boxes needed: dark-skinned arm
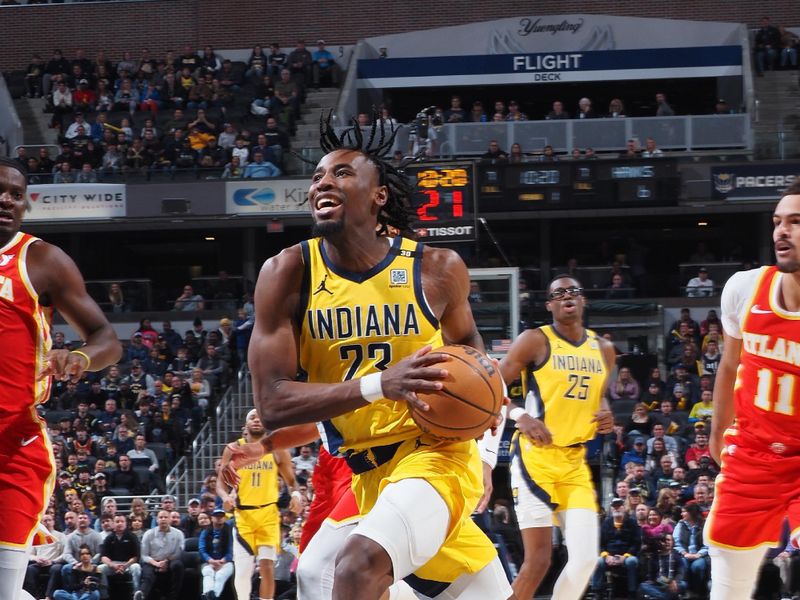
[711,332,742,463]
[592,338,617,434]
[500,329,553,445]
[222,423,320,485]
[251,246,448,430]
[216,444,238,510]
[429,248,485,351]
[30,242,121,379]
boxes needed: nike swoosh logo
[750,305,772,314]
[21,435,39,447]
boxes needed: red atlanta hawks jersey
[0,231,52,414]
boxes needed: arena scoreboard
[478,158,680,211]
[405,163,477,243]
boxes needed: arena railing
[166,366,253,504]
[432,114,751,157]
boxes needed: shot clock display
[405,163,477,243]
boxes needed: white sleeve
[477,403,506,469]
[477,380,508,469]
[720,268,763,339]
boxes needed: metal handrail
[165,366,253,502]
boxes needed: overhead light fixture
[204,236,215,241]
[697,221,708,226]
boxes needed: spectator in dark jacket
[638,533,687,599]
[98,514,141,590]
[107,455,142,494]
[592,498,641,598]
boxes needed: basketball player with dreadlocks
[240,114,514,600]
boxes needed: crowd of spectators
[26,482,308,600]
[22,301,288,599]
[17,43,342,182]
[27,409,315,600]
[438,92,698,125]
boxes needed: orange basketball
[410,344,503,442]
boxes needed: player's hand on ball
[591,408,614,434]
[379,345,450,412]
[517,413,553,446]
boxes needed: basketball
[410,344,504,442]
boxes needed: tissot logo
[518,17,584,36]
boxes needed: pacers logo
[713,172,735,195]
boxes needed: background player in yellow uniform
[247,116,513,600]
[501,276,615,600]
[218,409,299,600]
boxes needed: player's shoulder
[258,243,304,286]
[25,237,66,262]
[723,266,767,292]
[508,327,549,358]
[420,243,465,270]
[721,266,769,309]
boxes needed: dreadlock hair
[315,109,417,238]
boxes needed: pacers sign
[711,164,800,201]
[26,183,126,221]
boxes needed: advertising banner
[26,183,126,221]
[711,164,800,201]
[225,180,310,215]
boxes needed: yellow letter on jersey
[0,276,13,302]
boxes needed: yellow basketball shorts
[351,436,497,585]
[511,435,597,524]
[234,504,279,553]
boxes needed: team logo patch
[770,442,786,455]
[713,172,735,195]
[390,269,408,286]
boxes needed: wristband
[69,349,92,371]
[508,407,526,421]
[291,490,303,500]
[359,372,384,403]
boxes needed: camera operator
[53,544,103,600]
[638,534,687,600]
[407,105,442,157]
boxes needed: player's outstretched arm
[223,423,320,482]
[711,332,742,462]
[251,247,449,430]
[30,242,121,379]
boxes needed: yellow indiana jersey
[235,438,278,508]
[298,236,443,455]
[521,325,608,446]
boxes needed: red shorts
[299,449,357,552]
[707,432,800,550]
[0,413,55,548]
